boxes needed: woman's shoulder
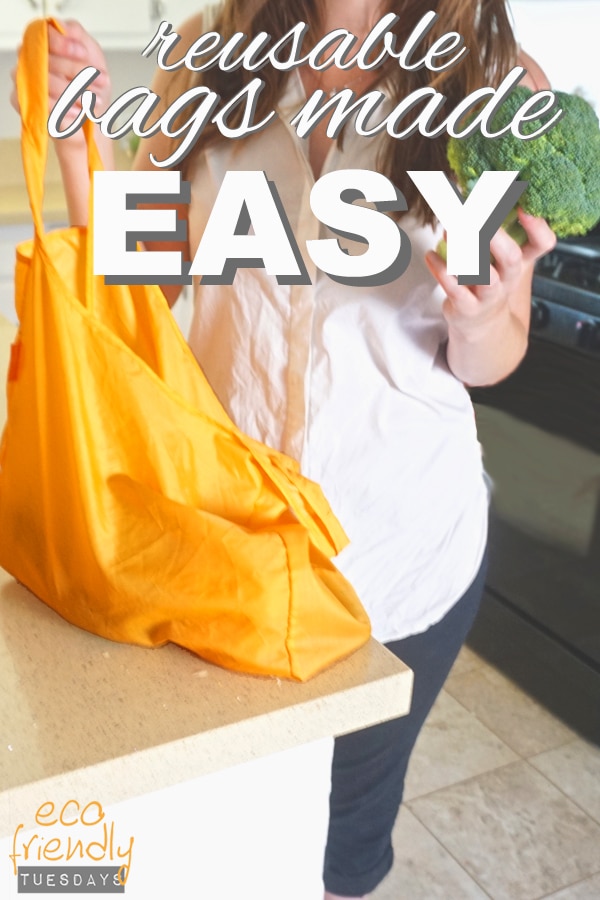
[180,1,223,33]
[172,1,223,45]
[516,49,551,91]
[174,10,206,43]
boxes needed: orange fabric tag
[8,341,22,382]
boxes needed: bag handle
[17,18,103,239]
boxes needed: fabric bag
[0,19,370,681]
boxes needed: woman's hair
[176,0,518,223]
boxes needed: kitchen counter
[0,566,412,835]
[0,314,413,897]
[0,539,412,898]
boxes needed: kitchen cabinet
[2,5,37,50]
[2,0,146,50]
[1,1,211,51]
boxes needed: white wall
[508,1,600,110]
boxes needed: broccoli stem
[435,206,528,263]
[501,206,528,247]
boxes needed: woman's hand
[11,20,111,137]
[425,210,557,386]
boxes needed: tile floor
[371,645,600,900]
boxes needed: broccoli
[443,86,600,249]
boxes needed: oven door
[469,336,600,743]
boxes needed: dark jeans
[323,550,488,897]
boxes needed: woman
[12,2,555,896]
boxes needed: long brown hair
[174,0,518,223]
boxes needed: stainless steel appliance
[468,231,600,744]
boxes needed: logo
[9,800,134,894]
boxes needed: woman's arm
[426,52,556,387]
[50,22,115,226]
[426,211,556,386]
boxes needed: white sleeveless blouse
[185,67,489,642]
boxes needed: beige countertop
[0,315,413,838]
[0,569,412,838]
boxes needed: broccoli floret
[446,86,600,244]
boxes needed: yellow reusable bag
[0,19,370,681]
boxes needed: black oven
[468,231,600,745]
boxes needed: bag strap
[17,18,103,239]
